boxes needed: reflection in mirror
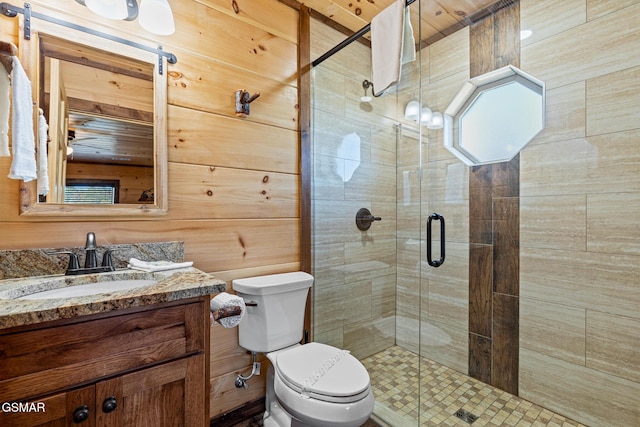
[17,19,168,217]
[39,35,154,205]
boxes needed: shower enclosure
[309,0,640,426]
[309,2,470,423]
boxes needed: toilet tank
[233,272,313,353]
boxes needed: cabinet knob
[102,396,118,413]
[72,405,90,423]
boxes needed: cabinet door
[0,385,95,427]
[96,355,206,427]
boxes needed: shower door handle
[426,213,445,267]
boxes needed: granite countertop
[0,267,226,330]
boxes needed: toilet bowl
[233,272,375,427]
[265,343,374,427]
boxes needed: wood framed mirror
[18,18,168,217]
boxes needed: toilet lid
[275,342,370,402]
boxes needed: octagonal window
[444,65,545,166]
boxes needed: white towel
[127,257,193,272]
[8,56,36,181]
[371,0,416,96]
[37,108,49,196]
[0,65,9,157]
[402,5,416,64]
[210,292,246,328]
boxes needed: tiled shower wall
[310,21,399,359]
[311,0,640,425]
[518,0,640,425]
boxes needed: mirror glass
[20,23,167,216]
[443,65,545,166]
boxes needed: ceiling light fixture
[75,0,175,36]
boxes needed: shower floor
[361,346,588,427]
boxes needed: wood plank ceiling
[294,0,504,45]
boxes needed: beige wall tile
[421,241,469,284]
[372,274,397,318]
[397,128,422,168]
[528,81,585,146]
[521,248,640,319]
[311,153,345,201]
[312,242,345,289]
[344,316,396,359]
[344,238,397,283]
[345,162,397,202]
[313,200,364,244]
[310,20,371,78]
[587,193,640,255]
[396,314,420,354]
[397,204,422,242]
[587,310,640,382]
[520,0,586,47]
[429,28,470,83]
[423,158,469,205]
[420,320,468,374]
[520,195,586,251]
[521,131,640,197]
[313,278,372,334]
[587,65,640,136]
[427,278,469,331]
[396,272,420,320]
[520,348,640,427]
[313,327,344,350]
[522,3,640,89]
[520,298,586,365]
[312,67,347,116]
[587,0,640,21]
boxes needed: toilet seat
[274,342,370,403]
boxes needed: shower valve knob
[356,208,382,231]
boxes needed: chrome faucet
[84,232,98,268]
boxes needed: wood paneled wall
[0,0,300,417]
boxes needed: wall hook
[235,89,261,117]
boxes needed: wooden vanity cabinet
[0,297,210,427]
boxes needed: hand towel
[8,56,37,181]
[210,292,246,328]
[402,5,416,64]
[37,108,49,195]
[127,257,193,272]
[0,64,9,157]
[371,0,416,96]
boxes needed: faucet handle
[101,248,116,271]
[46,251,80,272]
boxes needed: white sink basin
[17,279,157,300]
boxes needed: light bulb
[427,112,444,129]
[139,0,175,36]
[404,100,420,121]
[419,107,432,124]
[85,0,128,20]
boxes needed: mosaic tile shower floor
[361,346,589,427]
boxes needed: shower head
[361,79,383,102]
[361,80,373,102]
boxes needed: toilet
[233,272,375,427]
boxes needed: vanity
[0,267,225,426]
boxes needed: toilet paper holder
[210,305,243,322]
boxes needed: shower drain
[454,408,479,424]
